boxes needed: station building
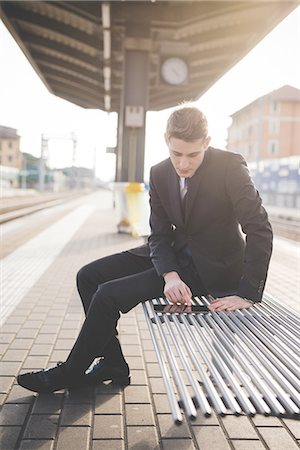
[227,85,300,208]
[0,125,22,188]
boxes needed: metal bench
[143,293,300,425]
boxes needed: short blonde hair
[166,107,208,141]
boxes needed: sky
[0,6,299,181]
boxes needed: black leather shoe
[85,359,130,387]
[17,362,84,393]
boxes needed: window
[8,142,13,149]
[269,119,280,134]
[268,140,279,155]
[270,100,280,113]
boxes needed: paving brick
[92,439,124,450]
[93,414,123,439]
[119,325,138,334]
[32,393,63,414]
[124,385,151,403]
[0,403,30,425]
[16,329,39,339]
[139,330,151,340]
[122,345,142,357]
[221,416,258,439]
[28,313,48,320]
[4,316,26,325]
[257,426,299,449]
[54,338,74,350]
[22,355,48,369]
[19,439,54,450]
[142,340,156,350]
[0,393,7,405]
[5,384,35,404]
[24,414,59,439]
[29,344,53,355]
[95,394,122,414]
[49,350,70,362]
[149,378,169,394]
[39,325,61,334]
[57,330,79,339]
[126,403,155,426]
[0,376,14,393]
[130,369,147,385]
[95,383,124,395]
[1,324,22,334]
[162,439,196,450]
[60,403,92,426]
[193,425,231,449]
[0,361,22,376]
[1,348,29,361]
[251,415,281,426]
[60,321,82,330]
[0,333,16,344]
[125,356,145,370]
[153,394,172,414]
[0,426,22,450]
[120,335,140,345]
[35,334,57,344]
[22,320,44,329]
[146,363,163,377]
[0,343,9,355]
[282,419,300,439]
[232,440,265,450]
[10,339,34,350]
[65,386,94,404]
[127,426,159,449]
[192,410,219,426]
[158,414,191,439]
[56,426,90,450]
[144,351,158,363]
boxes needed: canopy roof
[1,1,298,111]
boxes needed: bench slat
[143,294,300,424]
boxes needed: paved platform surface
[1,190,299,450]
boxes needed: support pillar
[116,25,150,182]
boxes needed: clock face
[161,57,188,85]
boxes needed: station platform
[1,190,299,450]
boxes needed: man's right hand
[163,272,192,312]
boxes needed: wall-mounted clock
[161,57,189,85]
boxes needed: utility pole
[93,147,97,189]
[71,132,77,189]
[38,135,48,191]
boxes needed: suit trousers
[65,251,207,375]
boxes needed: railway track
[1,194,299,241]
[269,215,300,241]
[0,191,87,224]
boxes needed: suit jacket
[129,147,273,302]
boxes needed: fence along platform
[143,293,300,425]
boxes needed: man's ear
[164,133,169,146]
[204,136,211,148]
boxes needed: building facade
[227,85,300,208]
[227,85,300,161]
[0,126,22,188]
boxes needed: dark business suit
[65,147,273,374]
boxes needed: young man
[18,107,273,393]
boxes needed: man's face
[166,135,211,178]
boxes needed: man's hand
[208,295,254,312]
[163,272,192,313]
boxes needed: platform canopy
[1,1,298,112]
